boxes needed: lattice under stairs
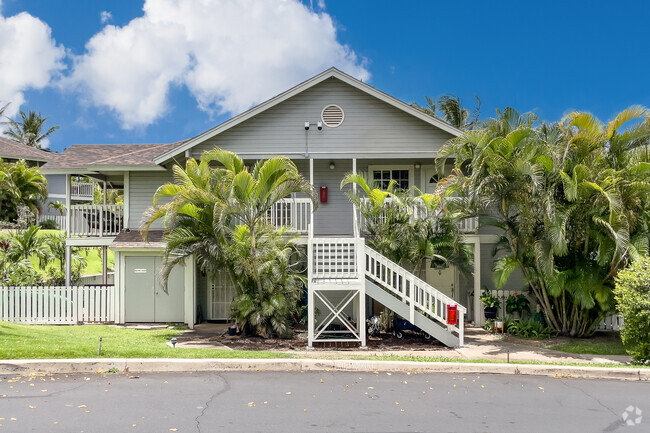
[307,237,465,348]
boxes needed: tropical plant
[437,106,650,336]
[505,293,531,317]
[48,200,66,215]
[3,110,59,148]
[0,158,48,221]
[480,290,500,308]
[3,225,52,270]
[340,173,470,276]
[614,257,650,364]
[142,148,317,337]
[45,232,86,274]
[93,183,123,205]
[504,318,555,339]
[411,94,481,131]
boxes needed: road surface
[0,370,647,432]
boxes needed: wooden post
[309,158,314,238]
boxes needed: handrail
[71,181,94,198]
[265,197,311,234]
[364,246,466,334]
[69,204,124,237]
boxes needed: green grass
[549,340,628,356]
[0,322,287,360]
[2,229,114,276]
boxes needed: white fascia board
[85,164,166,172]
[154,68,461,164]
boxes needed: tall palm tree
[411,94,481,131]
[4,110,59,148]
[48,201,66,215]
[436,106,650,336]
[0,158,48,221]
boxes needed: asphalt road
[0,371,647,432]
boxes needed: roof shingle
[0,136,55,162]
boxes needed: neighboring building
[0,136,95,228]
[41,68,525,347]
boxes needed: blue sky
[1,0,649,153]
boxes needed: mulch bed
[204,329,449,352]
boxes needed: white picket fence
[598,314,624,331]
[37,214,66,231]
[0,285,115,324]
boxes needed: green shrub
[504,318,555,339]
[38,219,59,229]
[614,257,650,364]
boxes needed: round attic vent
[321,104,344,128]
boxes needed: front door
[425,259,458,301]
[422,165,439,195]
[124,256,184,322]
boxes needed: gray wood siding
[480,243,526,292]
[312,159,354,235]
[128,171,173,228]
[192,78,453,159]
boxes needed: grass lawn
[0,322,287,360]
[2,229,114,276]
[549,339,628,356]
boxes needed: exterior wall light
[329,162,335,170]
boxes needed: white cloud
[68,0,369,129]
[100,11,112,24]
[0,6,65,117]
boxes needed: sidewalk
[174,324,632,366]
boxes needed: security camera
[304,121,310,130]
[317,121,323,131]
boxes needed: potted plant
[480,289,500,320]
[505,292,531,319]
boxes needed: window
[368,165,413,190]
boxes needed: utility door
[209,270,236,320]
[425,259,459,301]
[124,256,184,322]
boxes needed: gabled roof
[0,136,55,163]
[153,67,462,164]
[41,140,188,173]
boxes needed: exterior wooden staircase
[307,237,465,348]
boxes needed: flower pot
[484,306,498,320]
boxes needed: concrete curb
[1,358,648,381]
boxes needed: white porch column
[65,175,72,286]
[102,246,108,285]
[474,240,483,326]
[123,172,130,230]
[309,158,314,238]
[65,245,72,287]
[352,158,358,238]
[103,181,107,205]
[307,237,314,348]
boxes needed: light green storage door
[153,257,185,322]
[125,256,156,322]
[124,256,185,323]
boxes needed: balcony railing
[71,181,94,199]
[69,204,124,237]
[265,198,311,234]
[356,197,478,234]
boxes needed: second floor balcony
[69,204,124,237]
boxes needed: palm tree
[411,94,481,131]
[142,148,318,337]
[436,106,650,336]
[4,225,52,270]
[4,110,59,148]
[0,158,48,221]
[48,201,66,215]
[340,173,470,277]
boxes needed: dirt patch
[503,330,623,350]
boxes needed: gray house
[41,68,524,347]
[0,136,94,225]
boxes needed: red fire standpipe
[320,186,328,203]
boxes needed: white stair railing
[364,246,465,344]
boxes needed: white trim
[123,172,130,229]
[367,164,414,190]
[154,68,461,164]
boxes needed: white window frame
[367,165,414,191]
